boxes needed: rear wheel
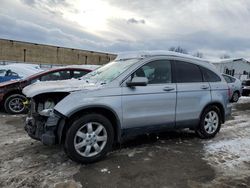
[196,106,221,139]
[4,94,27,114]
[64,114,114,164]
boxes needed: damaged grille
[27,99,37,116]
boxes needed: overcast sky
[1,0,250,58]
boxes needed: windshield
[83,59,140,84]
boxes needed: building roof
[212,58,250,64]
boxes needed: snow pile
[205,138,250,175]
[100,168,111,174]
[204,102,250,177]
[237,96,250,104]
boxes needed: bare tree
[193,51,203,58]
[220,54,231,59]
[169,46,188,54]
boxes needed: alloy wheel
[74,122,107,157]
[8,97,25,113]
[204,111,219,134]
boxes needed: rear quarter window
[222,75,232,83]
[230,77,236,83]
[201,67,221,82]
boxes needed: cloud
[0,0,250,58]
[0,12,108,52]
[21,0,69,7]
[127,18,145,24]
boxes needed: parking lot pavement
[0,97,250,188]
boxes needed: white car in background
[222,74,242,102]
[0,64,43,83]
[0,63,43,78]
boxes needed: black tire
[231,91,239,102]
[64,114,114,164]
[4,94,27,114]
[196,106,221,139]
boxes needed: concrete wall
[0,39,116,65]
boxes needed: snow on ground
[204,97,250,177]
[1,97,250,187]
[237,96,250,104]
[0,114,81,188]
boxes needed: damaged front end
[25,92,69,145]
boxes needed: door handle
[201,85,209,90]
[163,87,175,91]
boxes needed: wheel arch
[200,102,225,124]
[58,106,122,144]
[3,90,27,114]
[3,89,24,102]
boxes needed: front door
[122,59,177,131]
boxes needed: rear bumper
[25,113,60,145]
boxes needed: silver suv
[23,51,232,163]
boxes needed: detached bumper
[25,113,60,145]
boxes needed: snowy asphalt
[0,97,250,188]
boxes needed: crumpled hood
[23,79,100,97]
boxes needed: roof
[25,65,96,80]
[115,50,210,63]
[64,65,100,70]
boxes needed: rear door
[174,61,211,127]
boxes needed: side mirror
[126,77,148,87]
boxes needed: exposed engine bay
[29,92,69,114]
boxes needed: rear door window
[40,70,71,81]
[174,61,202,83]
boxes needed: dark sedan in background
[0,65,98,114]
[242,79,250,96]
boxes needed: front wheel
[4,94,27,114]
[196,106,221,139]
[64,114,114,164]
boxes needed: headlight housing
[39,109,54,117]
